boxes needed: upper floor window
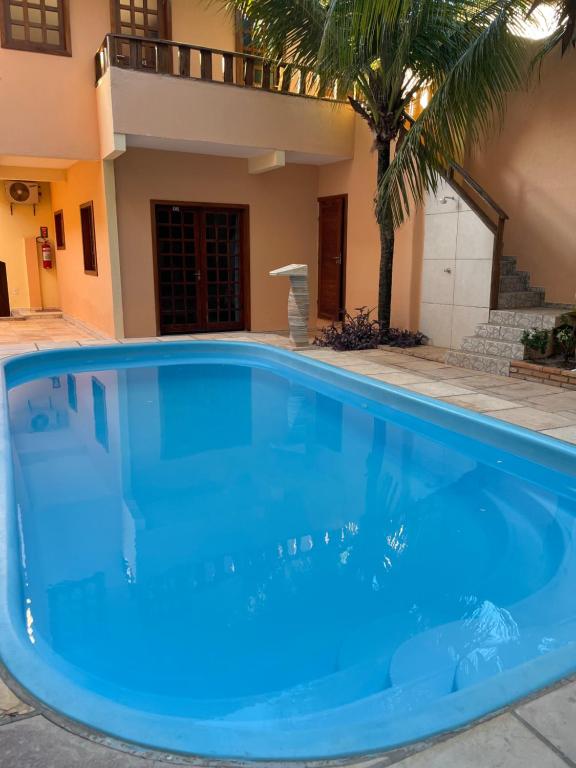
[0,0,70,56]
[111,0,170,39]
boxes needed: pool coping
[1,338,576,766]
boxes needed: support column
[102,159,125,338]
[269,263,309,346]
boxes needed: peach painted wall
[113,148,319,337]
[171,0,235,49]
[0,0,110,161]
[466,48,576,305]
[318,117,423,330]
[50,161,115,336]
[0,183,54,309]
[0,1,238,163]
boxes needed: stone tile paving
[543,425,576,443]
[516,681,576,763]
[394,715,570,768]
[1,329,576,766]
[0,316,98,345]
[0,678,33,724]
[0,708,168,768]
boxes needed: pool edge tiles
[1,341,576,760]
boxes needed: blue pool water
[1,343,576,759]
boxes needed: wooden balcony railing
[95,34,345,102]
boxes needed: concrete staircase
[497,256,546,310]
[446,257,563,375]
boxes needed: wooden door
[154,204,246,335]
[203,208,245,331]
[317,195,346,320]
[0,262,10,317]
[111,0,170,38]
[111,0,171,71]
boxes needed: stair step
[499,273,530,292]
[489,309,562,330]
[475,323,526,342]
[445,351,511,376]
[461,337,525,359]
[500,257,518,276]
[498,289,545,310]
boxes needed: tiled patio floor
[1,327,576,766]
[0,315,100,347]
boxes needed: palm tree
[223,0,531,327]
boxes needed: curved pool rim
[1,340,576,762]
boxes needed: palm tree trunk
[376,140,394,329]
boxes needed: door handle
[334,256,342,264]
[194,269,201,281]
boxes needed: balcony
[95,34,355,164]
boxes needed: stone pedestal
[269,264,309,347]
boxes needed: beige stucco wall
[466,48,576,305]
[98,67,354,162]
[318,117,423,330]
[0,184,54,309]
[50,161,116,336]
[114,148,319,337]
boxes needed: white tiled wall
[419,179,493,349]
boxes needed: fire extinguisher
[37,227,53,269]
[41,241,53,269]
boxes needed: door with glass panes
[153,204,246,334]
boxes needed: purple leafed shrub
[314,307,380,351]
[379,327,428,348]
[314,307,428,351]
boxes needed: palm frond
[379,0,531,227]
[221,0,327,66]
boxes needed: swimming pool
[1,341,576,760]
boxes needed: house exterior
[0,0,574,345]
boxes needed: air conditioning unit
[4,181,40,206]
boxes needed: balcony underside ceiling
[0,155,77,169]
[125,134,350,165]
[0,155,78,182]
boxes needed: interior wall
[50,162,116,336]
[466,48,576,305]
[318,116,423,330]
[0,183,53,310]
[114,148,319,337]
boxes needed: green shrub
[554,325,576,363]
[520,327,550,354]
